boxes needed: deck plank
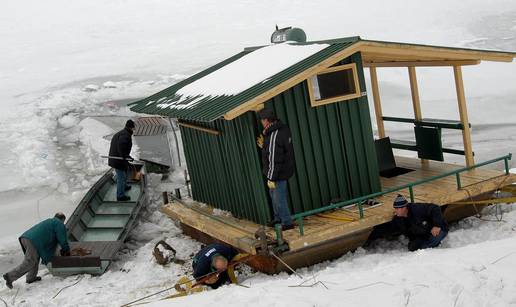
[162,156,516,254]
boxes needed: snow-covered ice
[0,0,516,306]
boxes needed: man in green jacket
[3,213,70,289]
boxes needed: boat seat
[95,202,137,215]
[81,228,125,242]
[87,215,130,228]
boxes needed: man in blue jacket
[3,213,70,289]
[257,108,295,231]
[391,194,448,251]
[192,243,238,289]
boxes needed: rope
[52,275,84,299]
[11,288,19,306]
[459,174,512,222]
[270,252,303,279]
[491,251,516,265]
[343,281,394,291]
[120,270,219,307]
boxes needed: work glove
[267,180,276,189]
[256,135,264,148]
[60,249,71,256]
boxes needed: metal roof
[130,36,516,122]
[129,37,360,122]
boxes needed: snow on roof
[157,42,329,110]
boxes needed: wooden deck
[162,156,516,256]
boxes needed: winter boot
[3,273,12,289]
[26,276,42,284]
[117,195,131,201]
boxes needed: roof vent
[270,26,307,44]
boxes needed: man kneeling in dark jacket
[192,243,238,289]
[391,194,448,251]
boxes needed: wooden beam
[362,52,447,62]
[369,67,385,138]
[408,67,422,120]
[364,60,481,68]
[178,122,220,135]
[360,42,515,63]
[453,66,475,167]
[222,43,364,120]
[408,66,428,165]
[161,203,258,254]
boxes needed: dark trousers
[115,168,127,198]
[269,180,293,226]
[408,230,448,251]
[6,238,40,282]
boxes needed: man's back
[21,218,69,264]
[192,243,238,289]
[261,120,295,181]
[108,128,132,170]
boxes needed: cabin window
[307,63,361,107]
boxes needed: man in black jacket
[257,108,295,230]
[192,243,238,289]
[108,119,135,201]
[391,194,448,251]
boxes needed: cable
[270,252,303,279]
[52,275,84,299]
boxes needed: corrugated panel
[129,38,360,122]
[180,52,380,224]
[180,114,271,224]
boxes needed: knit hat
[393,194,408,208]
[257,108,276,121]
[125,119,135,129]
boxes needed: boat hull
[48,167,146,276]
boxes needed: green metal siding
[181,52,380,225]
[180,114,271,224]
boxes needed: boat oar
[100,155,144,163]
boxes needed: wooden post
[408,67,422,120]
[453,66,475,167]
[369,67,386,138]
[408,66,427,165]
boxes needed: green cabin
[130,28,516,226]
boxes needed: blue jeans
[115,168,127,199]
[269,180,293,226]
[409,230,448,251]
